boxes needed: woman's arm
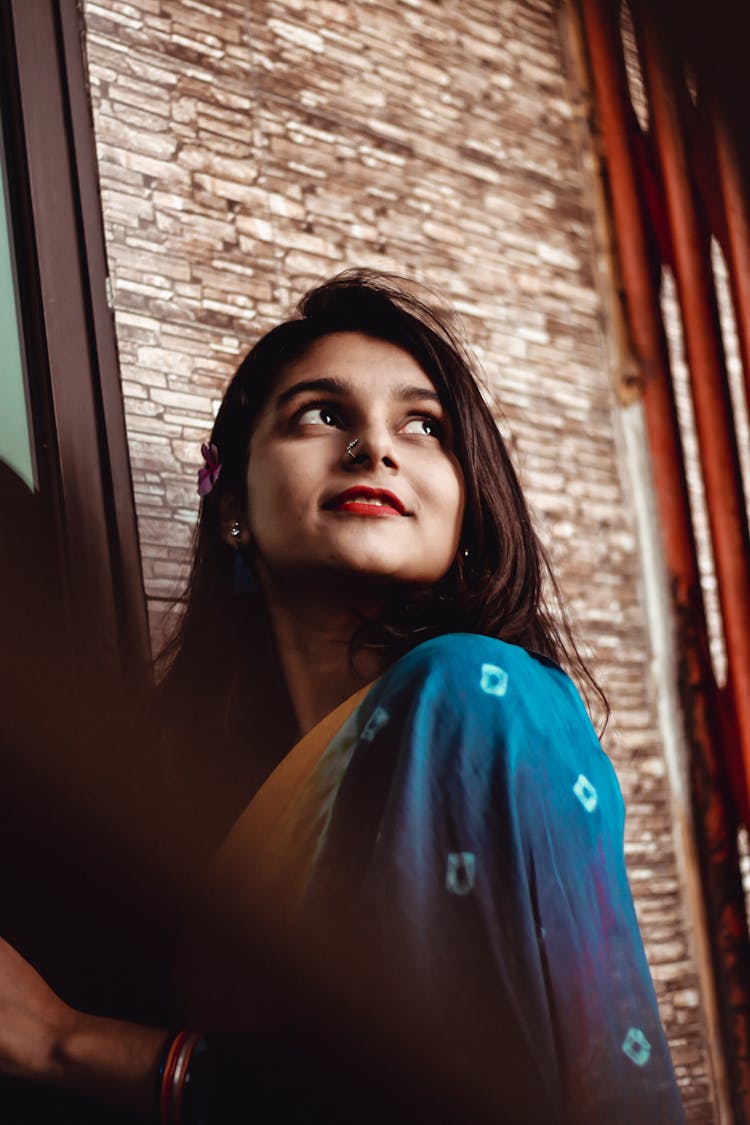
[0,936,166,1117]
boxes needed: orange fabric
[172,682,374,1029]
[208,681,373,925]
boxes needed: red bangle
[159,1030,189,1125]
[170,1032,202,1125]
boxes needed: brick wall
[82,0,717,1116]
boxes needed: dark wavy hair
[159,269,606,763]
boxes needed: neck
[261,573,388,736]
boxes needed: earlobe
[218,491,251,548]
[220,516,250,548]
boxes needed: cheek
[421,467,465,564]
[245,454,317,542]
[244,455,280,547]
[443,466,466,538]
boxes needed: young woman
[0,271,685,1123]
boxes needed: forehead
[272,330,436,396]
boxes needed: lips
[323,486,406,516]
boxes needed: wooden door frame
[0,0,150,697]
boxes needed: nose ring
[345,438,360,461]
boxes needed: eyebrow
[274,376,442,409]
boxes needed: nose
[345,417,399,470]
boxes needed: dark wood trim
[2,0,150,693]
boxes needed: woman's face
[243,331,465,593]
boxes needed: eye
[295,404,342,428]
[402,416,444,439]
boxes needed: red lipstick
[324,486,406,517]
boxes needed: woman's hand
[0,935,75,1083]
[0,935,166,1115]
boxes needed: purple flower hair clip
[197,442,221,496]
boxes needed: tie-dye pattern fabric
[302,633,685,1122]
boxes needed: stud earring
[230,521,241,540]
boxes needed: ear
[218,493,252,548]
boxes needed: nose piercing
[345,438,360,461]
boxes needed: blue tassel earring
[230,521,257,595]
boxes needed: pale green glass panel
[0,138,34,490]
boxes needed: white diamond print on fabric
[479,663,508,697]
[361,706,389,742]
[573,773,598,813]
[445,851,476,895]
[622,1027,651,1067]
